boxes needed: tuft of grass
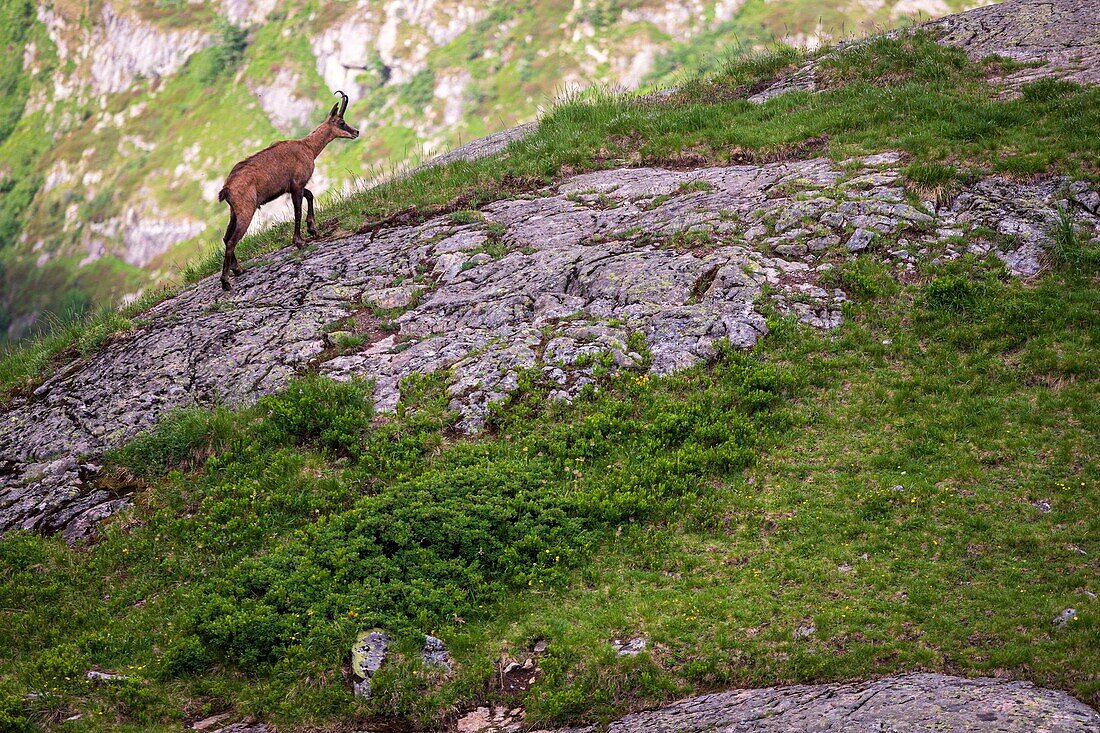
[1046,205,1100,275]
[903,161,961,206]
[675,46,805,102]
[831,257,898,301]
[817,31,973,87]
[923,274,973,311]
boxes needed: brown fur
[217,94,359,290]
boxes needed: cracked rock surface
[2,153,1098,541]
[567,673,1100,733]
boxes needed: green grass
[0,0,35,146]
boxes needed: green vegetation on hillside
[0,0,36,145]
[1,216,1096,732]
[0,29,1098,732]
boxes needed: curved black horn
[334,89,349,116]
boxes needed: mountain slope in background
[0,0,984,341]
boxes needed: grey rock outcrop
[575,673,1100,733]
[929,0,1100,94]
[448,674,1100,733]
[2,153,1097,541]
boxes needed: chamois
[217,90,359,290]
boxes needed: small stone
[366,285,415,309]
[742,224,768,241]
[1034,500,1052,513]
[892,485,905,492]
[611,637,647,656]
[433,252,468,282]
[352,630,389,696]
[807,234,839,252]
[1054,609,1076,628]
[846,228,874,252]
[775,243,808,257]
[192,714,231,731]
[533,639,549,654]
[795,624,816,639]
[838,563,853,573]
[85,669,127,682]
[422,634,453,671]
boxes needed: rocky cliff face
[0,0,980,341]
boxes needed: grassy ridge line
[3,32,1099,402]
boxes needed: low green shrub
[922,273,987,313]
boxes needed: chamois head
[326,90,359,139]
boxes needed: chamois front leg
[303,188,318,239]
[291,188,306,249]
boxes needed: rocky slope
[5,148,1098,542]
[1,0,982,341]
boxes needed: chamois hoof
[307,228,319,239]
[293,237,306,249]
[221,278,232,291]
[231,266,244,277]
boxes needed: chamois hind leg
[291,188,306,249]
[221,207,254,290]
[221,209,238,291]
[303,188,318,239]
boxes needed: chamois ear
[328,102,340,118]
